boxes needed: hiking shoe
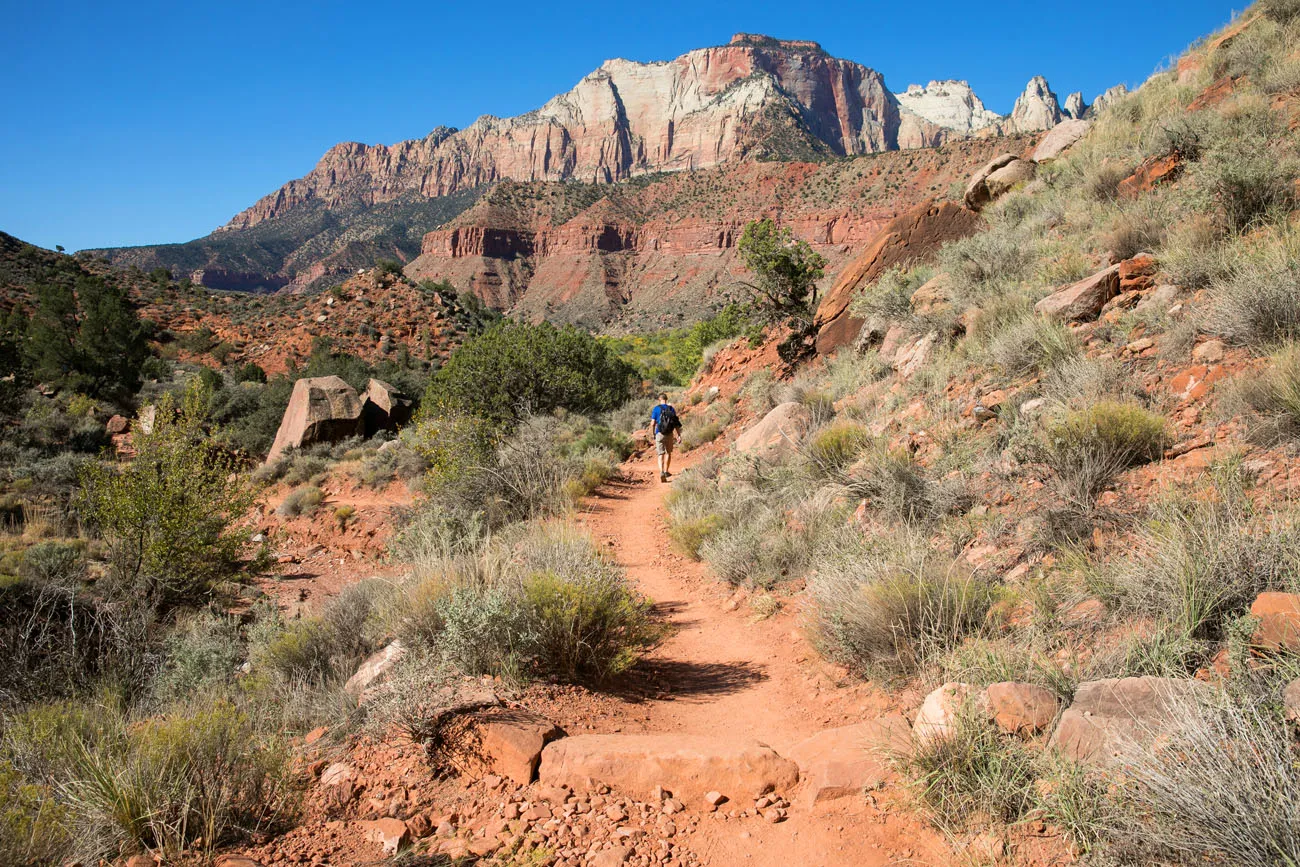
[659,472,667,483]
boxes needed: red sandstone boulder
[984,682,1061,736]
[1117,154,1183,200]
[909,273,954,317]
[734,402,812,456]
[1250,592,1300,653]
[365,817,410,856]
[267,375,364,462]
[538,734,799,804]
[1034,265,1120,322]
[815,200,983,353]
[105,414,129,435]
[1118,254,1158,293]
[1049,676,1208,767]
[784,716,909,806]
[468,708,566,786]
[964,154,1035,211]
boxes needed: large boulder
[909,273,954,318]
[1034,265,1120,322]
[734,402,812,456]
[538,734,799,805]
[964,154,1036,211]
[362,378,414,437]
[814,200,983,354]
[1032,119,1091,163]
[1250,592,1300,653]
[1049,676,1208,767]
[784,716,909,806]
[267,375,364,462]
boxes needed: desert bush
[1039,356,1144,408]
[426,320,635,427]
[1197,99,1298,232]
[1162,214,1231,290]
[848,265,933,329]
[1098,691,1300,867]
[810,537,997,676]
[276,485,323,517]
[282,453,330,486]
[1111,463,1300,638]
[150,612,243,703]
[740,370,780,413]
[79,384,259,612]
[18,541,84,586]
[848,444,969,526]
[1205,231,1300,347]
[699,493,861,589]
[0,758,70,867]
[1235,343,1300,442]
[1083,161,1132,202]
[1102,206,1166,259]
[1263,0,1300,24]
[1035,759,1114,853]
[940,637,1075,700]
[985,315,1080,380]
[805,421,869,476]
[897,707,1037,832]
[1032,401,1168,508]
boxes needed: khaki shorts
[655,430,675,455]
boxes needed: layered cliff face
[896,81,1002,134]
[223,36,956,233]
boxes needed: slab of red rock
[537,734,799,805]
[215,857,265,867]
[1250,592,1300,653]
[1034,265,1120,322]
[105,414,129,435]
[365,817,410,856]
[814,199,983,353]
[963,154,1019,210]
[267,375,365,462]
[343,640,406,703]
[361,377,414,436]
[784,716,909,807]
[734,402,812,455]
[1117,153,1183,199]
[467,708,566,786]
[1118,254,1158,293]
[914,682,984,742]
[909,273,954,317]
[984,682,1061,736]
[1048,676,1209,767]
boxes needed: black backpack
[657,405,681,435]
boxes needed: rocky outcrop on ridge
[1008,75,1063,133]
[895,80,1002,134]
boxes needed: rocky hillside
[89,34,1096,304]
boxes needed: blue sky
[0,0,1239,252]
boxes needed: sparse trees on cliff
[737,218,826,362]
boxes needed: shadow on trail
[612,659,768,704]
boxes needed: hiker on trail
[650,393,681,483]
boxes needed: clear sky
[0,0,1240,253]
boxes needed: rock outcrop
[785,716,909,806]
[267,375,365,462]
[361,378,414,436]
[1049,676,1208,767]
[815,199,983,353]
[1062,91,1087,120]
[343,640,406,703]
[1086,84,1130,118]
[1034,265,1121,322]
[963,155,1036,211]
[734,402,813,455]
[1008,76,1062,133]
[538,734,799,805]
[985,682,1060,736]
[895,80,1001,134]
[1032,119,1091,163]
[1250,592,1300,652]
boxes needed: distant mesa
[728,33,825,52]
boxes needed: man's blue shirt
[651,403,674,433]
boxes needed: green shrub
[0,758,70,867]
[848,265,932,328]
[1034,401,1168,508]
[805,421,869,476]
[1197,100,1298,232]
[811,538,997,676]
[898,708,1037,832]
[666,510,723,560]
[848,444,969,526]
[426,320,635,427]
[18,541,84,586]
[277,485,324,517]
[79,384,259,612]
[986,315,1080,379]
[282,453,330,486]
[151,612,243,702]
[1236,343,1300,442]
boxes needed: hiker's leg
[665,437,673,473]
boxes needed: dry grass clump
[1233,343,1300,442]
[1032,401,1168,509]
[1205,230,1300,348]
[810,536,997,677]
[985,314,1081,380]
[276,485,323,517]
[847,443,970,527]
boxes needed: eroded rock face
[224,37,955,233]
[1008,76,1063,133]
[1251,592,1300,653]
[343,641,406,703]
[895,80,1002,134]
[1062,91,1087,120]
[1049,676,1208,767]
[815,200,983,352]
[1034,265,1120,322]
[1086,84,1130,118]
[537,734,799,804]
[734,402,813,455]
[465,709,566,786]
[267,375,364,462]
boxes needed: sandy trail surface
[578,451,950,866]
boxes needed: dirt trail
[579,452,949,866]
